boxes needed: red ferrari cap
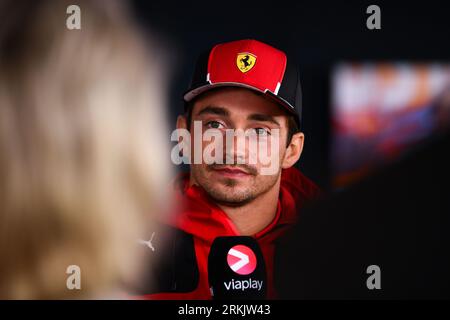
[184,39,302,126]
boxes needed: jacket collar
[167,167,312,243]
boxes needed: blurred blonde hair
[0,0,170,298]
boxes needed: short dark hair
[184,101,300,147]
[286,114,301,146]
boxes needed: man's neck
[216,178,281,236]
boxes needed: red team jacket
[140,166,320,299]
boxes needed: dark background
[132,0,450,190]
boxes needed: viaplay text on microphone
[208,236,267,300]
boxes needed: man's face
[185,87,292,205]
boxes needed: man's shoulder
[133,224,199,296]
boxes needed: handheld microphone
[208,236,267,300]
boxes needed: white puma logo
[138,232,156,252]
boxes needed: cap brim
[183,82,297,117]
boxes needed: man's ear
[281,132,304,169]
[176,115,188,131]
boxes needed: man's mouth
[211,166,253,178]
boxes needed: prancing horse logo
[236,53,257,73]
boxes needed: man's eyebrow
[195,106,230,117]
[247,113,281,126]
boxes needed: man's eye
[206,121,224,129]
[252,127,270,136]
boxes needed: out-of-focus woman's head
[0,0,170,299]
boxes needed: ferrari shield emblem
[236,53,257,73]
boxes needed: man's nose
[223,129,249,164]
